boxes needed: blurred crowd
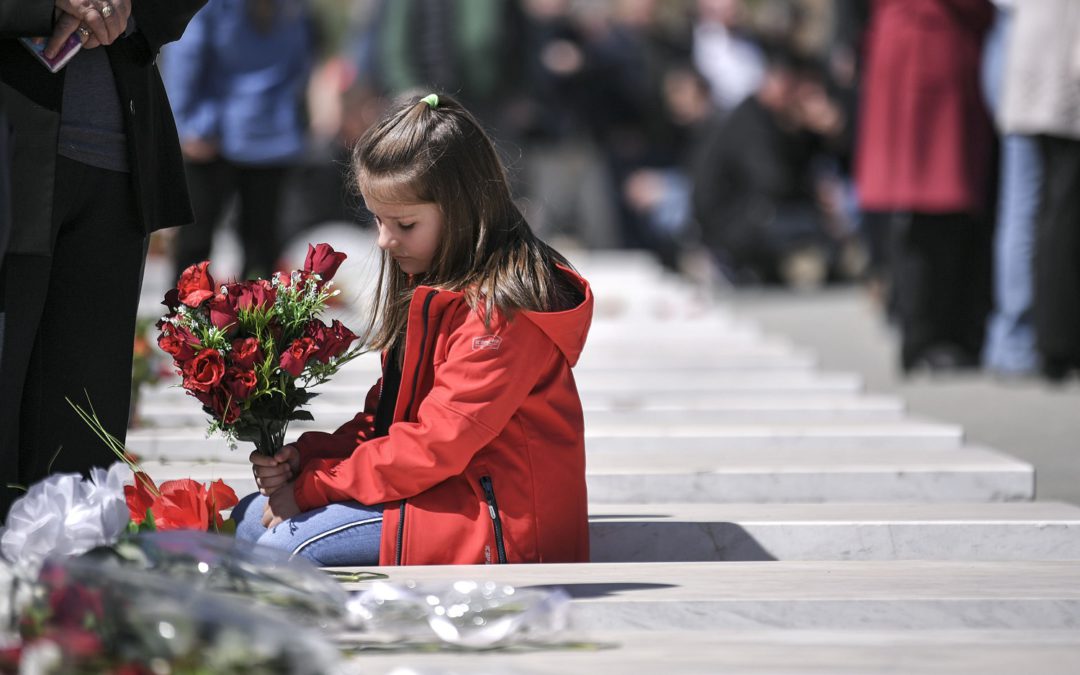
[154,0,1080,382]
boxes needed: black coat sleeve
[132,0,207,55]
[0,0,54,38]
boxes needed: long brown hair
[352,94,579,352]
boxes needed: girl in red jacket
[233,94,594,566]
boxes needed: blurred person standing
[163,0,315,281]
[692,0,764,115]
[581,0,690,253]
[981,0,1040,377]
[855,0,995,373]
[0,0,205,518]
[692,49,847,287]
[370,0,528,134]
[1000,0,1080,382]
[515,0,618,249]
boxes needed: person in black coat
[0,0,205,517]
[0,87,10,262]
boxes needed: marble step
[137,445,1034,503]
[140,373,866,411]
[581,445,1031,502]
[343,629,1080,675]
[588,501,1080,561]
[125,420,963,460]
[330,560,1080,631]
[135,395,906,428]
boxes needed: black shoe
[1041,357,1072,384]
[909,344,978,374]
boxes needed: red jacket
[855,0,993,213]
[292,267,593,565]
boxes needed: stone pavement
[132,241,1080,674]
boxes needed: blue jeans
[984,134,1041,374]
[981,7,1039,374]
[232,492,383,566]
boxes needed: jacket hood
[521,265,593,367]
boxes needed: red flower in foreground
[125,472,158,525]
[304,243,347,282]
[124,474,238,531]
[177,262,216,307]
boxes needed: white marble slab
[125,420,964,460]
[328,560,1080,631]
[135,395,906,429]
[138,372,867,422]
[136,445,1034,503]
[341,629,1080,675]
[588,501,1080,561]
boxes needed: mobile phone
[20,33,82,73]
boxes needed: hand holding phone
[20,34,82,73]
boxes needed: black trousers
[1034,135,1080,368]
[0,157,146,516]
[892,212,993,369]
[173,159,288,282]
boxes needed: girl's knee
[231,492,269,542]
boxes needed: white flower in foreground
[0,463,129,574]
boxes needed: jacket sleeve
[157,6,218,141]
[132,0,207,55]
[294,310,557,511]
[0,0,53,37]
[294,380,381,469]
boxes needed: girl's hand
[250,445,301,496]
[262,482,301,528]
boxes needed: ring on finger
[99,1,115,19]
[76,25,91,40]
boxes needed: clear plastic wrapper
[86,530,354,629]
[346,579,572,648]
[16,552,347,673]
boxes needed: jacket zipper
[395,289,439,566]
[479,475,508,564]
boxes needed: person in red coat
[234,94,593,566]
[855,0,995,372]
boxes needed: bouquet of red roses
[157,243,362,456]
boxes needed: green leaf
[289,410,314,422]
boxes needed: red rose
[158,324,199,362]
[246,279,277,311]
[304,320,330,361]
[326,319,359,359]
[231,336,264,369]
[162,287,181,313]
[279,337,318,377]
[224,367,258,401]
[303,243,347,282]
[208,287,240,334]
[209,387,241,424]
[177,261,216,307]
[182,348,225,393]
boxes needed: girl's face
[364,194,445,276]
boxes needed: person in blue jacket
[162,0,314,281]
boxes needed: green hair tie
[421,93,439,109]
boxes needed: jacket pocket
[478,475,508,564]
